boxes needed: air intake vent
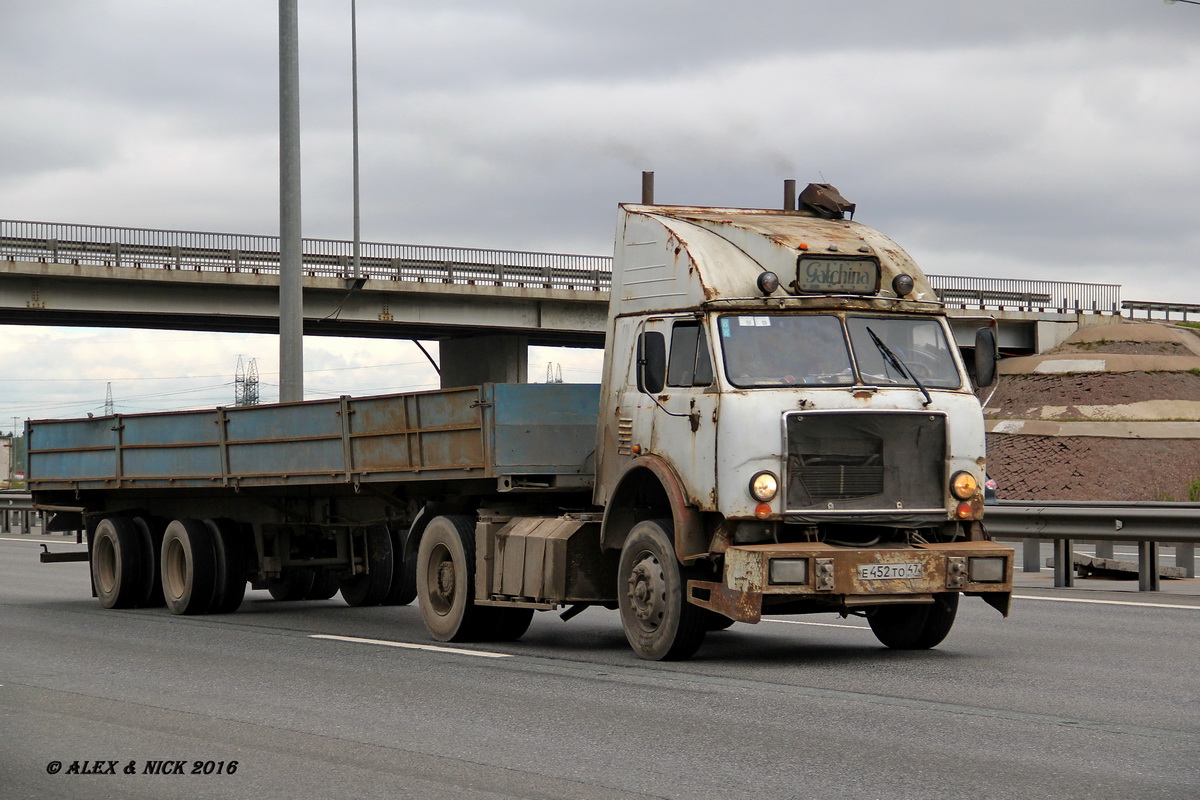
[791,453,883,500]
[785,411,945,513]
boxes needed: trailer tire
[867,592,959,650]
[305,570,341,600]
[417,514,491,642]
[382,526,417,606]
[340,524,394,607]
[161,519,218,615]
[617,519,707,661]
[268,568,315,601]
[205,519,247,614]
[92,517,145,609]
[132,516,166,608]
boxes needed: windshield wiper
[865,326,932,406]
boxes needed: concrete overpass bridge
[1,218,1131,387]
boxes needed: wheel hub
[435,560,456,600]
[627,554,666,627]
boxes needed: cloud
[2,0,1199,417]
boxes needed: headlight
[950,471,978,500]
[969,556,1006,583]
[769,559,808,585]
[749,471,779,502]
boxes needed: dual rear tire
[160,518,246,615]
[91,515,246,615]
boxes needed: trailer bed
[27,383,600,492]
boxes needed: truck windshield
[845,316,961,389]
[719,314,962,390]
[719,315,854,387]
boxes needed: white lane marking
[1015,594,1199,611]
[0,535,83,544]
[310,634,511,658]
[762,619,869,631]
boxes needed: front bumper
[687,540,1014,623]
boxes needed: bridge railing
[7,219,1138,308]
[0,219,612,292]
[928,274,1122,315]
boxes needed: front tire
[617,519,707,661]
[867,592,959,649]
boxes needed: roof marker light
[757,272,780,295]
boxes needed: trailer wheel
[340,524,394,607]
[417,515,490,642]
[205,519,247,614]
[161,519,218,615]
[617,519,707,661]
[382,526,417,606]
[131,517,166,608]
[267,568,315,601]
[92,517,145,609]
[867,592,959,650]
[305,570,341,600]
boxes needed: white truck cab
[594,186,1011,659]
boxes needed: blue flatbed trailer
[26,383,604,617]
[27,383,600,493]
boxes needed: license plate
[857,562,922,580]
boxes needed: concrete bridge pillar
[439,334,529,388]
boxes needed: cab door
[641,316,719,511]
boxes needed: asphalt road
[2,534,1197,800]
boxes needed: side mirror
[974,327,997,388]
[637,332,666,395]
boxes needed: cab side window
[667,321,714,387]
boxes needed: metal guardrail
[985,501,1200,592]
[1122,300,1200,322]
[0,219,612,292]
[1,491,43,535]
[927,274,1122,315]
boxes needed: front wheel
[867,592,959,649]
[617,519,707,661]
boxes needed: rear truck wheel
[381,526,417,606]
[417,514,488,642]
[867,592,959,650]
[340,524,395,607]
[205,519,247,614]
[161,519,218,615]
[486,607,534,642]
[92,517,145,609]
[305,570,341,600]
[131,516,166,608]
[617,519,707,661]
[267,568,316,601]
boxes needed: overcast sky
[3,0,1199,425]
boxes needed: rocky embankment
[982,320,1200,501]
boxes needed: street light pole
[279,0,304,403]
